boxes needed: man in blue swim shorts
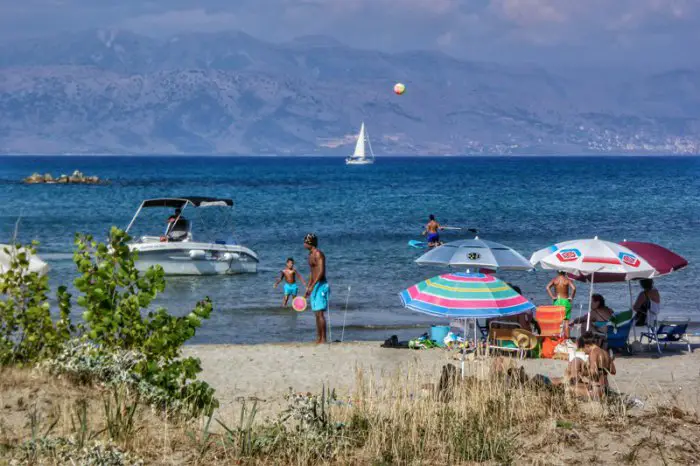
[273,257,306,307]
[423,214,444,248]
[304,233,330,344]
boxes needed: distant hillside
[0,29,698,155]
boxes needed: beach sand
[185,341,700,422]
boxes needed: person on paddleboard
[423,214,444,247]
[304,233,330,344]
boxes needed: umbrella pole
[628,280,636,341]
[586,272,595,331]
[461,319,467,379]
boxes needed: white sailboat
[345,122,375,165]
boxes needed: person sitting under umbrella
[490,284,536,332]
[633,279,661,327]
[572,293,613,345]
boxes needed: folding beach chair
[486,321,523,359]
[606,310,634,353]
[640,317,692,354]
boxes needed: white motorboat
[124,197,258,276]
[345,122,375,165]
[0,244,50,276]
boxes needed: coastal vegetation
[2,230,699,464]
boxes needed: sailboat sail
[352,123,366,159]
[346,121,374,164]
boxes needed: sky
[1,0,699,69]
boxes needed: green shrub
[1,229,217,417]
[71,228,217,416]
[0,242,72,366]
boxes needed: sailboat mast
[365,126,375,161]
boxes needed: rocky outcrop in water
[23,170,106,185]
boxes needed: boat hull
[128,242,258,276]
[345,158,374,165]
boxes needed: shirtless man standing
[546,271,576,330]
[423,214,444,248]
[304,233,330,344]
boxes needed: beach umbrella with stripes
[530,236,657,330]
[399,272,535,319]
[570,241,689,283]
[529,236,657,280]
[400,272,535,375]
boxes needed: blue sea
[1,156,699,343]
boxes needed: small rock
[24,171,104,185]
[24,173,44,183]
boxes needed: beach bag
[541,338,557,359]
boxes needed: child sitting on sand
[273,258,306,307]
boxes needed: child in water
[273,258,307,307]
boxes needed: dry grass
[1,360,699,465]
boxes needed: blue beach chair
[606,310,634,353]
[640,318,692,354]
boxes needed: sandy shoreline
[184,341,700,422]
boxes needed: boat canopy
[141,197,234,209]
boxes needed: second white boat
[345,122,375,165]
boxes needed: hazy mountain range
[0,29,698,155]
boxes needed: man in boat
[546,270,576,333]
[304,233,329,344]
[165,208,189,241]
[423,214,443,247]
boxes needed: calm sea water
[1,156,699,343]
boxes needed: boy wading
[304,233,330,344]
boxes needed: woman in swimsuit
[572,293,614,346]
[633,279,661,327]
[565,332,616,399]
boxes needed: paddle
[418,223,478,233]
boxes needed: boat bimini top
[125,197,234,234]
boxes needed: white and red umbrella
[530,237,657,329]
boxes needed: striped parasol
[399,272,535,319]
[529,237,656,280]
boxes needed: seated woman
[573,294,614,326]
[572,293,613,344]
[490,284,535,332]
[564,332,616,399]
[633,279,661,327]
